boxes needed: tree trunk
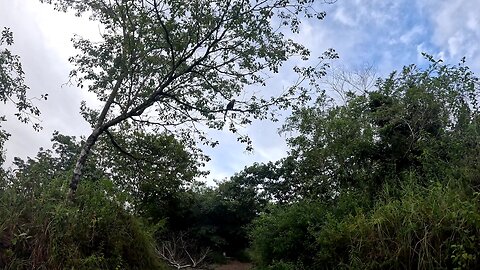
[68,73,126,199]
[68,127,103,198]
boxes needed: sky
[1,0,479,183]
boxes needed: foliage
[10,132,104,190]
[155,180,265,260]
[1,26,46,180]
[43,0,332,131]
[1,131,203,268]
[0,174,165,269]
[136,167,275,262]
[320,183,480,270]
[38,0,337,194]
[249,58,480,269]
[190,181,263,257]
[0,27,45,133]
[250,201,325,269]
[250,189,370,269]
[251,182,480,270]
[226,161,308,204]
[94,130,207,220]
[281,56,480,200]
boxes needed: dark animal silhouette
[224,99,235,121]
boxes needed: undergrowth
[251,183,480,270]
[0,176,166,269]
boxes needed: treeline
[2,57,480,269]
[248,57,480,269]
[2,0,480,268]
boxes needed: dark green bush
[0,176,166,269]
[250,183,480,270]
[339,184,480,269]
[250,201,326,269]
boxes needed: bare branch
[156,232,210,269]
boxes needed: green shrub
[250,201,328,269]
[250,184,480,270]
[316,184,480,269]
[0,176,166,269]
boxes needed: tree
[94,130,208,217]
[0,27,45,135]
[250,58,480,269]
[8,132,105,199]
[224,160,307,204]
[282,56,480,199]
[39,0,337,196]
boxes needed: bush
[339,184,480,269]
[250,201,327,269]
[250,183,480,270]
[0,176,166,269]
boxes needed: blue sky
[321,0,479,71]
[1,0,479,183]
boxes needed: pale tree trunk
[68,128,103,198]
[68,73,126,198]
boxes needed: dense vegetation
[2,1,480,270]
[2,57,480,269]
[248,58,480,269]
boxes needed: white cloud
[400,25,424,45]
[333,7,355,27]
[419,0,480,64]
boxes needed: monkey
[224,99,235,121]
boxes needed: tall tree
[40,0,337,196]
[95,130,207,216]
[282,56,480,199]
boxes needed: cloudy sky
[1,0,479,182]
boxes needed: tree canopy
[271,56,480,201]
[248,57,480,269]
[5,1,480,269]
[38,0,337,195]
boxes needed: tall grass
[251,182,480,269]
[0,176,166,269]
